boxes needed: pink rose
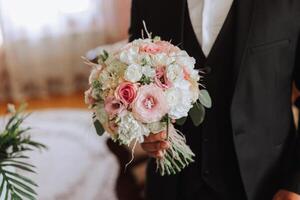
[140,43,162,54]
[154,67,172,89]
[104,96,125,117]
[183,67,191,80]
[154,41,180,54]
[132,84,169,123]
[115,82,138,106]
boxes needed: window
[1,0,95,38]
[0,30,3,47]
[2,0,92,25]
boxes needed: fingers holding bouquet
[141,131,170,158]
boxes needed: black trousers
[178,182,247,200]
[178,183,219,200]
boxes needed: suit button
[203,65,212,74]
[203,170,210,176]
[203,138,209,143]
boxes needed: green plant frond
[4,114,18,130]
[0,178,5,194]
[7,177,37,195]
[12,186,36,200]
[9,155,30,160]
[0,164,36,173]
[11,192,23,200]
[4,184,9,200]
[0,104,46,199]
[4,170,38,187]
[1,159,36,168]
[26,141,47,150]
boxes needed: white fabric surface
[4,109,119,200]
[187,0,234,56]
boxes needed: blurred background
[0,0,147,200]
[0,0,299,200]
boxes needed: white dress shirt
[187,0,234,57]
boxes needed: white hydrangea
[152,53,175,67]
[142,65,156,78]
[166,64,184,83]
[117,113,150,145]
[95,103,108,124]
[175,54,200,81]
[124,64,143,83]
[132,38,152,45]
[175,50,189,57]
[138,53,152,65]
[119,46,139,64]
[165,87,193,119]
[190,69,201,82]
[173,78,191,90]
[147,122,166,134]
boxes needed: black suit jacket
[129,0,300,199]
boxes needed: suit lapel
[233,0,257,84]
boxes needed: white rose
[124,64,143,83]
[142,65,156,78]
[153,53,175,66]
[117,113,150,145]
[166,64,184,83]
[165,88,193,119]
[190,69,201,81]
[176,55,196,70]
[165,88,181,107]
[173,78,191,90]
[176,50,189,57]
[132,38,151,46]
[119,46,139,64]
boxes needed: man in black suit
[129,0,300,199]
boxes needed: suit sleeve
[128,0,143,42]
[282,34,300,194]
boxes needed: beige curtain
[0,0,131,101]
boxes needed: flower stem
[166,115,169,140]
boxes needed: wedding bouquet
[85,30,211,176]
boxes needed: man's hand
[141,131,170,158]
[292,82,300,105]
[273,190,300,200]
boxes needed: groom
[129,0,300,200]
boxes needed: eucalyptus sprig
[0,104,46,200]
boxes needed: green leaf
[4,170,38,187]
[198,89,212,108]
[4,183,9,200]
[8,177,37,195]
[98,50,109,63]
[12,186,36,200]
[176,117,187,126]
[93,119,105,136]
[11,192,23,200]
[2,160,36,168]
[1,164,35,173]
[189,103,206,126]
[0,176,5,195]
